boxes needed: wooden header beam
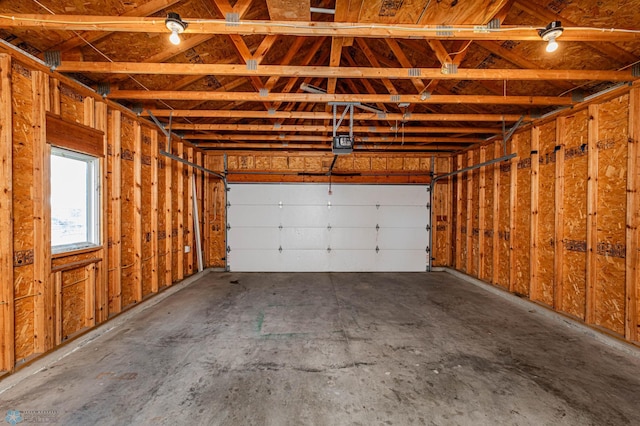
[145,110,527,121]
[55,62,636,82]
[183,133,483,143]
[170,123,502,133]
[111,91,574,105]
[195,142,467,151]
[1,15,639,42]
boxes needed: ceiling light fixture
[539,21,563,53]
[165,12,187,45]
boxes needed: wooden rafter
[188,134,482,143]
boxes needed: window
[51,147,100,253]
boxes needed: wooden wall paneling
[594,95,628,335]
[433,157,453,267]
[84,263,96,327]
[156,137,167,288]
[466,152,473,274]
[12,61,36,363]
[471,150,480,277]
[175,142,184,282]
[119,116,136,307]
[164,149,173,286]
[455,154,463,271]
[585,105,599,324]
[50,78,60,115]
[508,137,517,292]
[141,127,152,298]
[0,54,14,372]
[32,71,53,354]
[444,157,453,266]
[53,271,62,345]
[186,147,194,276]
[529,125,540,302]
[554,118,566,311]
[562,110,589,319]
[492,141,501,286]
[514,132,531,296]
[95,101,108,322]
[107,110,122,315]
[150,130,159,294]
[195,151,204,270]
[628,87,640,341]
[537,121,556,306]
[478,147,487,280]
[133,122,143,303]
[485,144,495,283]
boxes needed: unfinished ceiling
[0,0,639,153]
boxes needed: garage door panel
[229,250,283,271]
[228,205,281,227]
[227,183,429,272]
[281,205,330,226]
[378,206,428,227]
[329,205,378,227]
[375,250,427,272]
[329,250,376,271]
[281,227,328,249]
[228,227,280,249]
[329,228,377,249]
[378,228,428,250]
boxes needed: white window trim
[51,147,101,254]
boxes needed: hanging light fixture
[165,12,187,45]
[539,21,563,53]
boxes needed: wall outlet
[184,245,191,253]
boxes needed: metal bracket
[375,246,380,253]
[278,246,283,253]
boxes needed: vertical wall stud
[151,130,159,293]
[466,151,473,274]
[492,141,501,285]
[133,122,143,302]
[626,88,639,341]
[95,101,108,322]
[186,147,194,275]
[108,111,122,314]
[554,117,566,311]
[530,126,540,301]
[586,105,599,324]
[509,138,518,292]
[32,71,53,354]
[176,142,184,281]
[455,154,463,270]
[0,54,15,371]
[478,147,486,280]
[164,138,173,286]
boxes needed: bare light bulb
[546,37,558,53]
[169,30,181,45]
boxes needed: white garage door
[227,183,430,272]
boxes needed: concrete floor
[1,272,640,425]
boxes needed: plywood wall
[448,87,640,346]
[0,54,221,374]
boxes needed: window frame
[50,146,101,254]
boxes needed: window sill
[52,244,103,259]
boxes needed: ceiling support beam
[109,90,575,106]
[56,61,637,81]
[3,15,639,42]
[169,124,503,133]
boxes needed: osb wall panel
[205,155,226,269]
[471,151,480,278]
[483,146,495,281]
[61,268,86,339]
[537,121,556,307]
[11,62,35,362]
[562,110,589,319]
[514,131,531,297]
[157,155,168,288]
[106,111,120,313]
[183,149,193,278]
[141,127,153,298]
[497,146,511,289]
[59,83,84,124]
[459,154,468,273]
[433,157,452,267]
[171,145,181,283]
[120,115,137,308]
[595,95,629,335]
